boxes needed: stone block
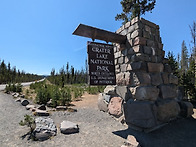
[130,61,147,72]
[143,30,151,39]
[124,101,157,129]
[108,97,123,117]
[120,29,128,35]
[169,74,178,85]
[160,85,177,99]
[116,86,133,102]
[145,25,151,33]
[161,72,169,84]
[131,30,142,39]
[156,100,180,122]
[118,56,124,64]
[116,73,126,85]
[131,53,150,62]
[132,72,151,86]
[121,64,127,72]
[147,40,155,48]
[132,45,143,53]
[130,86,159,101]
[128,47,134,55]
[148,63,164,72]
[150,73,163,86]
[140,18,158,29]
[164,64,172,73]
[143,46,152,55]
[133,37,147,46]
[178,101,193,117]
[131,17,139,25]
[125,21,131,29]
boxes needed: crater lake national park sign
[87,41,116,85]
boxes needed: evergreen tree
[167,51,179,77]
[180,40,189,74]
[115,0,156,23]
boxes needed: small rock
[56,106,67,111]
[20,94,25,98]
[14,93,20,98]
[15,98,21,102]
[35,109,50,116]
[33,117,57,141]
[37,104,46,110]
[60,121,79,134]
[26,105,36,110]
[126,135,140,147]
[46,99,53,107]
[21,99,29,106]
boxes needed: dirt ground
[1,91,196,147]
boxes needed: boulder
[130,86,159,101]
[21,99,29,106]
[124,100,157,129]
[98,93,108,112]
[178,101,193,117]
[108,97,123,117]
[37,104,46,110]
[116,86,132,102]
[60,121,79,134]
[33,117,57,141]
[35,109,50,116]
[156,100,180,122]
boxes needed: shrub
[19,115,35,140]
[59,88,72,106]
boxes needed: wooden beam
[72,24,126,44]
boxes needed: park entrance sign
[87,41,116,85]
[72,23,126,85]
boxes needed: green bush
[59,88,72,106]
[35,86,51,105]
[5,83,22,93]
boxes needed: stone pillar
[98,17,194,131]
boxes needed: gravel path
[0,92,127,147]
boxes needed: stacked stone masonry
[98,17,194,131]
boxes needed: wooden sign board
[87,41,116,85]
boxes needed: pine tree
[180,40,189,74]
[115,0,156,23]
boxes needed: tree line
[0,59,43,84]
[167,21,196,100]
[47,61,88,87]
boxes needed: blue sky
[0,0,196,75]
